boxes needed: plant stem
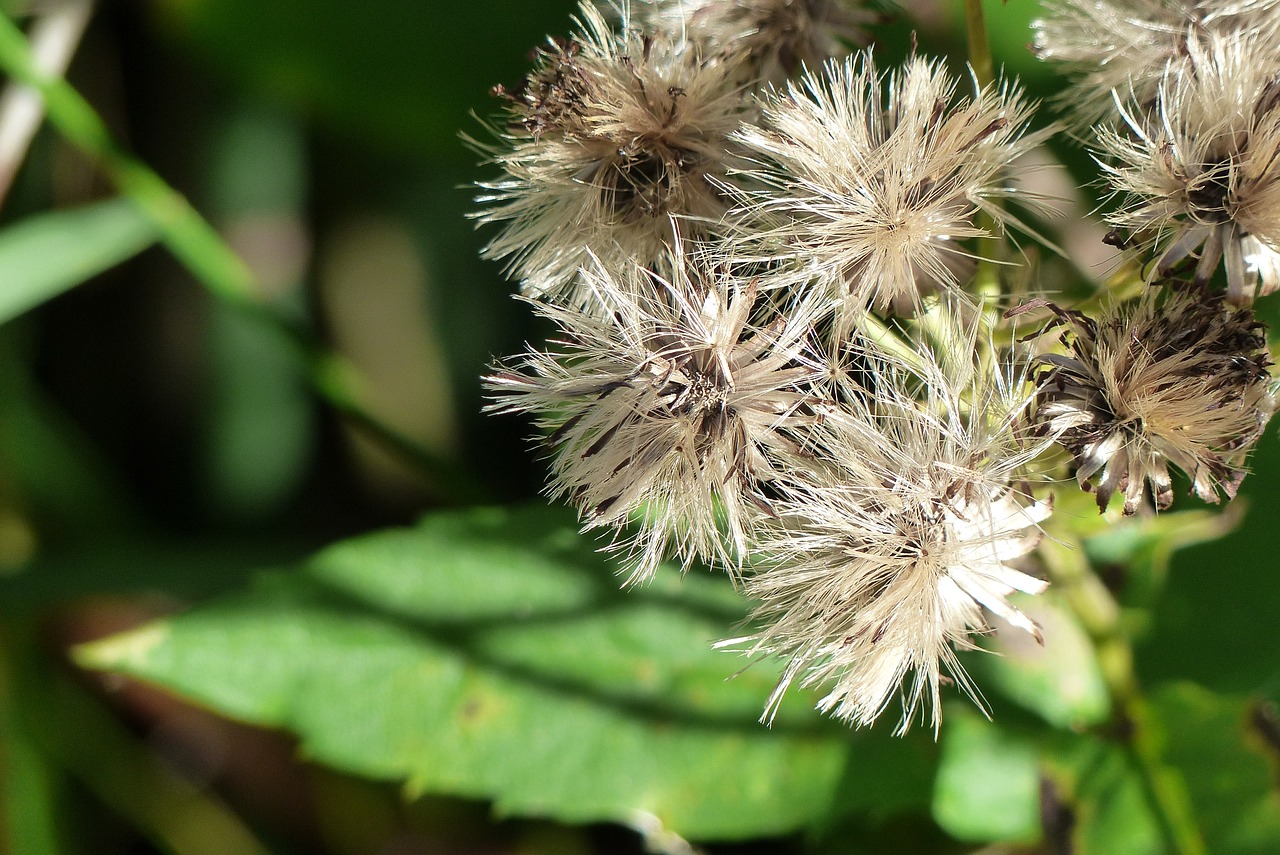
[960,0,1003,317]
[1040,536,1206,855]
[0,13,483,503]
[962,0,995,90]
[2,623,273,855]
[858,313,926,371]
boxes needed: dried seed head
[1033,286,1275,515]
[472,2,751,308]
[729,333,1052,733]
[1032,0,1280,128]
[485,245,825,583]
[640,0,880,84]
[1097,33,1280,304]
[728,53,1046,329]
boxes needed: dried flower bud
[728,335,1051,733]
[1033,286,1275,515]
[485,245,824,582]
[472,2,750,308]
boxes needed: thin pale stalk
[961,0,1002,355]
[857,312,926,371]
[0,0,92,209]
[0,13,482,502]
[963,0,994,90]
[1040,536,1207,855]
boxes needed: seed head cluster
[472,2,749,307]
[1094,35,1280,304]
[1033,287,1275,514]
[487,248,822,582]
[475,0,1278,733]
[1032,0,1280,126]
[1037,4,1280,305]
[729,54,1046,325]
[734,346,1052,733]
[640,0,881,84]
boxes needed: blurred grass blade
[1,644,60,855]
[0,198,157,325]
[14,640,272,855]
[0,730,60,855]
[0,16,479,499]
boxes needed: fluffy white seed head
[486,245,825,583]
[639,0,880,85]
[1032,0,1280,128]
[472,2,751,308]
[728,53,1046,330]
[1097,33,1280,304]
[730,330,1052,733]
[1033,286,1275,515]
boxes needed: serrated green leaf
[0,198,158,325]
[76,504,864,841]
[821,727,938,828]
[932,708,1041,844]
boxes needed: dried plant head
[728,52,1047,331]
[485,244,825,583]
[471,1,751,308]
[1032,0,1280,128]
[727,328,1052,733]
[639,0,881,85]
[1033,286,1275,515]
[1096,33,1280,305]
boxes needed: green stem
[0,13,482,503]
[962,0,995,90]
[857,313,926,371]
[1040,536,1206,855]
[960,0,1002,322]
[3,621,273,855]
